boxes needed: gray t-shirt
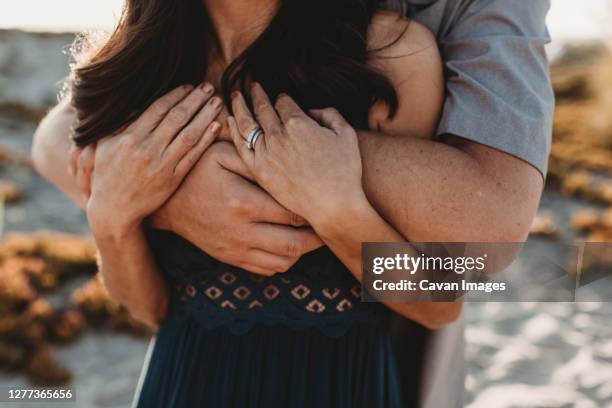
[391,1,554,407]
[401,0,554,176]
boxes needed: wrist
[309,190,373,239]
[87,202,143,243]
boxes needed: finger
[228,116,255,170]
[243,249,294,273]
[154,83,216,146]
[250,224,323,257]
[251,83,282,140]
[309,108,351,134]
[237,181,308,226]
[68,145,81,177]
[163,95,223,162]
[274,93,308,124]
[173,121,221,178]
[214,143,256,182]
[231,91,260,141]
[239,262,276,277]
[129,84,195,134]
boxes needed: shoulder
[367,10,444,138]
[368,10,438,59]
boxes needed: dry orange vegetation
[531,43,612,243]
[0,232,151,384]
[551,44,612,178]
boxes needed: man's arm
[31,99,87,208]
[358,132,543,245]
[356,0,552,247]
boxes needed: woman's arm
[314,18,460,328]
[31,99,168,327]
[69,84,221,327]
[31,99,87,208]
[228,86,462,330]
[93,225,169,327]
[309,186,462,330]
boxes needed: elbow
[469,212,534,275]
[31,125,54,181]
[481,215,532,245]
[448,206,532,244]
[30,99,75,182]
[126,293,169,330]
[30,130,45,175]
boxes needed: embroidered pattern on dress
[175,270,362,315]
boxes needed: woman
[35,0,453,406]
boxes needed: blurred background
[0,1,611,407]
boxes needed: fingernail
[231,91,240,99]
[211,96,221,107]
[184,84,194,91]
[201,82,214,93]
[251,82,259,90]
[211,121,220,132]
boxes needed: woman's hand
[228,83,367,227]
[85,83,222,238]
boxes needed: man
[31,1,553,406]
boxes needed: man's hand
[150,142,324,276]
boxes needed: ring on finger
[246,126,264,150]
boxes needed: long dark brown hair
[70,0,403,147]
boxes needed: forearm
[311,198,462,330]
[33,105,170,326]
[93,225,169,328]
[32,100,86,208]
[357,130,543,243]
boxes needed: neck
[203,0,280,64]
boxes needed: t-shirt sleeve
[435,0,554,176]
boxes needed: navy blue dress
[135,230,403,407]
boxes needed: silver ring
[246,127,264,150]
